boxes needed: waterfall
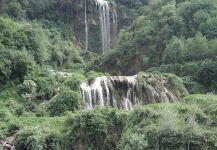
[112,8,118,41]
[84,0,117,53]
[96,0,110,53]
[84,0,88,52]
[80,75,179,110]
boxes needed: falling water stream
[84,0,117,53]
[84,0,88,52]
[80,75,178,110]
[81,1,179,110]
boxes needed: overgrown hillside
[0,0,217,150]
[99,0,217,73]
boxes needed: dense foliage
[0,0,217,150]
[99,0,217,77]
[1,95,217,150]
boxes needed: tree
[163,36,185,64]
[184,32,209,61]
[0,48,33,84]
[7,1,23,18]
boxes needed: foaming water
[80,75,178,110]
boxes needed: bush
[7,1,24,18]
[195,60,217,92]
[14,106,24,117]
[18,80,36,96]
[21,93,36,112]
[34,72,57,101]
[181,94,217,108]
[118,102,211,150]
[64,108,128,150]
[147,60,217,94]
[63,73,85,91]
[13,117,66,150]
[182,76,203,94]
[164,73,189,97]
[35,103,46,117]
[86,71,104,82]
[118,133,148,150]
[0,49,34,84]
[15,127,47,150]
[6,123,20,136]
[0,108,11,122]
[46,87,80,116]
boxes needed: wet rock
[0,136,15,150]
[80,73,188,110]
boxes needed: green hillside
[0,0,217,149]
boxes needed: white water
[80,75,138,110]
[80,82,92,109]
[84,0,88,52]
[80,75,178,110]
[96,0,110,53]
[112,8,118,41]
[84,0,117,53]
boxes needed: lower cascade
[80,74,182,110]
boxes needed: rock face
[80,73,187,110]
[0,136,15,150]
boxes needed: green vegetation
[1,95,217,149]
[0,0,217,149]
[99,0,217,82]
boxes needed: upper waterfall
[80,73,187,110]
[84,0,117,54]
[84,0,88,52]
[96,0,110,53]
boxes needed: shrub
[46,87,80,116]
[0,49,34,84]
[118,103,210,150]
[13,117,66,150]
[63,73,85,91]
[195,60,217,92]
[118,133,148,150]
[147,60,217,94]
[21,93,36,112]
[14,106,24,117]
[18,80,36,96]
[164,73,189,97]
[86,71,105,82]
[7,1,24,18]
[181,94,217,108]
[64,108,128,150]
[35,103,46,117]
[6,123,20,136]
[15,127,47,150]
[34,73,57,101]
